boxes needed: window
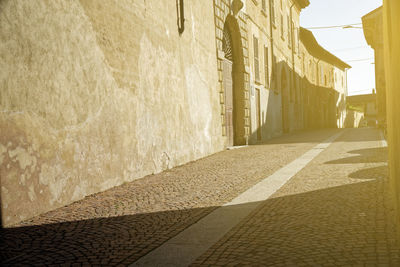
[280,14,284,39]
[264,46,269,87]
[271,0,275,24]
[320,65,324,84]
[297,28,300,53]
[287,17,291,47]
[290,77,295,103]
[291,22,295,52]
[254,36,260,82]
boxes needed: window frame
[253,35,260,83]
[264,45,269,88]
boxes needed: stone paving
[1,129,340,266]
[192,128,400,266]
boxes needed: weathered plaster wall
[0,0,223,226]
[383,0,400,226]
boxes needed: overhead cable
[306,23,362,30]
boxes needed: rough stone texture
[214,0,251,145]
[192,128,400,266]
[383,0,400,231]
[1,130,338,265]
[0,0,223,226]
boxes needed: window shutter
[254,36,260,82]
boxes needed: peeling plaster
[39,164,69,205]
[0,143,6,165]
[8,146,37,171]
[0,0,222,227]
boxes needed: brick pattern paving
[192,128,400,266]
[1,130,339,266]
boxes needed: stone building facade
[362,0,400,231]
[362,7,386,128]
[299,27,350,130]
[1,0,349,226]
[0,0,225,227]
[382,0,400,228]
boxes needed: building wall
[0,0,223,226]
[362,8,386,127]
[247,0,283,142]
[214,0,251,146]
[334,67,347,128]
[231,0,346,144]
[383,0,400,224]
[298,42,347,130]
[246,0,306,143]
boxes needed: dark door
[223,59,234,146]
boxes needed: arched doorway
[281,67,290,133]
[222,16,246,146]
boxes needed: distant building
[299,28,351,129]
[347,93,378,127]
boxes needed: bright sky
[300,0,382,96]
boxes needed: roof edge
[300,27,351,70]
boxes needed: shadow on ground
[348,166,389,180]
[325,147,388,164]
[192,179,400,266]
[2,176,399,266]
[258,128,382,146]
[1,207,215,265]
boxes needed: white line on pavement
[130,131,344,267]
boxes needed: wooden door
[223,59,234,147]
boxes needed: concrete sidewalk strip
[130,131,344,267]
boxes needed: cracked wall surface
[0,0,223,226]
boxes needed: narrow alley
[2,128,399,266]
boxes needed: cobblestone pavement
[192,128,400,266]
[1,129,341,266]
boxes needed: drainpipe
[177,0,185,34]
